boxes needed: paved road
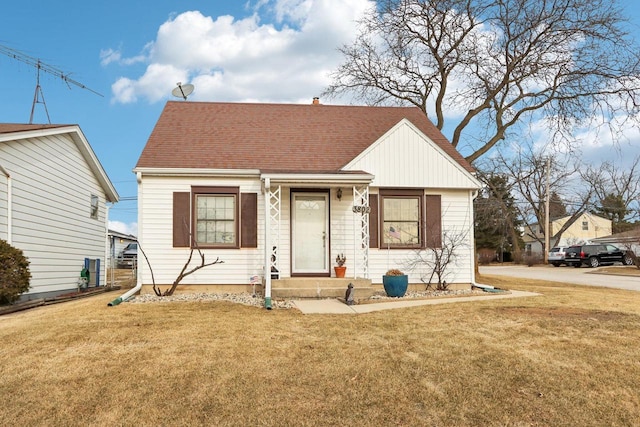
[479,265,640,292]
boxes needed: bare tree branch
[153,217,224,297]
[324,0,640,163]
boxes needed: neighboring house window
[582,221,589,231]
[90,194,99,219]
[194,187,239,248]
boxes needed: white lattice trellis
[352,185,370,278]
[269,185,281,274]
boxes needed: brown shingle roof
[137,101,474,174]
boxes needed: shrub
[0,240,31,304]
[523,254,543,267]
[478,248,497,265]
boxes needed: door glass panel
[293,194,328,272]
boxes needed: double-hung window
[193,187,239,248]
[90,194,99,219]
[380,190,423,248]
[370,190,441,249]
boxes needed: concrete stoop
[270,277,376,299]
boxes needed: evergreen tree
[475,174,523,261]
[549,192,567,220]
[594,193,633,233]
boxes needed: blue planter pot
[383,275,408,297]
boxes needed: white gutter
[134,167,261,178]
[0,164,11,244]
[261,172,374,185]
[108,172,144,306]
[105,203,109,287]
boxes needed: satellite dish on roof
[172,82,194,100]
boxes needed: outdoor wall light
[337,188,343,200]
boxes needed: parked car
[564,244,633,268]
[548,246,568,267]
[117,242,138,268]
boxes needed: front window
[582,221,589,231]
[193,187,239,247]
[381,190,422,247]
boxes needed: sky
[2,0,640,236]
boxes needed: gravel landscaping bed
[128,288,487,309]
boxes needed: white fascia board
[68,127,120,203]
[134,167,262,178]
[261,172,374,186]
[0,125,74,143]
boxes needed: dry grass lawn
[1,275,640,426]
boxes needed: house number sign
[352,205,371,214]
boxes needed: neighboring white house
[134,100,481,304]
[523,213,612,256]
[107,229,137,266]
[0,124,119,300]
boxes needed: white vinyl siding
[0,132,109,295]
[368,190,476,285]
[138,176,268,286]
[139,178,475,286]
[344,119,479,189]
[0,173,7,237]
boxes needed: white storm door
[292,192,329,274]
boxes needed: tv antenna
[171,82,194,101]
[0,44,103,124]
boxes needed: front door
[292,192,329,275]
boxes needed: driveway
[479,264,640,292]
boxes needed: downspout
[467,190,501,292]
[105,203,109,288]
[107,278,142,306]
[0,164,11,244]
[470,189,479,287]
[263,177,272,309]
[108,172,143,306]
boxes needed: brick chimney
[312,97,320,105]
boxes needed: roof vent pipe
[312,97,320,105]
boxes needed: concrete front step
[271,277,376,299]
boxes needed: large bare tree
[324,0,640,163]
[590,156,640,231]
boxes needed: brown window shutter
[173,192,191,247]
[369,194,379,248]
[425,195,442,248]
[241,193,258,248]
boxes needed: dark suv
[564,244,633,268]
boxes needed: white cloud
[100,47,147,67]
[109,0,374,104]
[109,220,138,237]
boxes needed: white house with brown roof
[0,124,119,300]
[134,100,481,305]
